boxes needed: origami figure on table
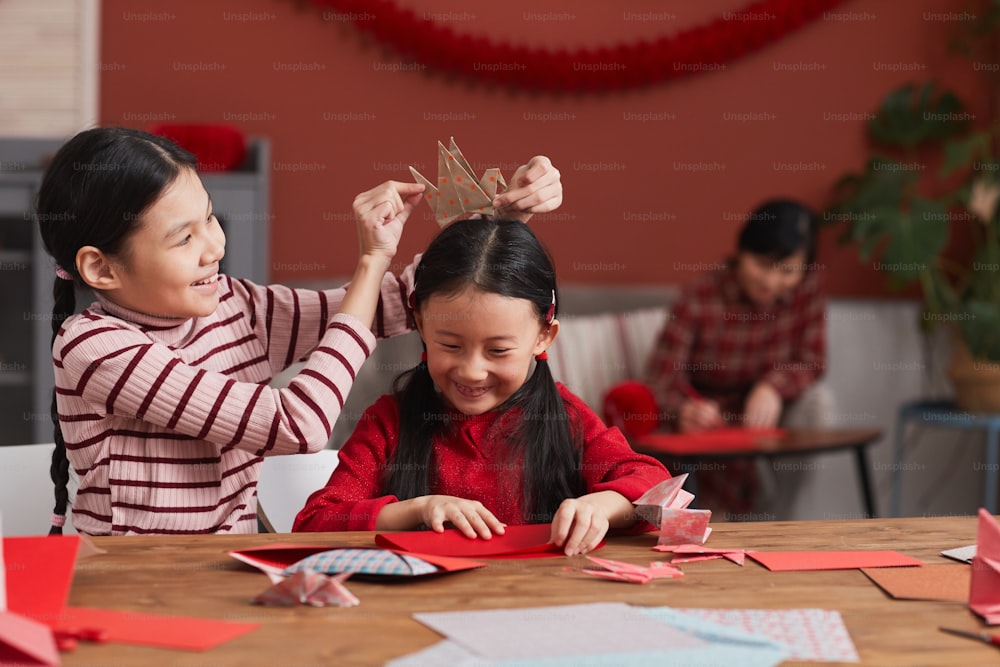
[970,508,1000,624]
[410,138,508,226]
[632,474,712,546]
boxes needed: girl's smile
[416,286,557,416]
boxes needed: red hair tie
[421,351,427,363]
[535,351,548,362]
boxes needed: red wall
[99,0,995,296]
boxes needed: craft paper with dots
[410,137,508,226]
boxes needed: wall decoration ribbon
[310,0,844,92]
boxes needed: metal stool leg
[891,410,908,518]
[986,421,999,514]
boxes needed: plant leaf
[868,81,969,149]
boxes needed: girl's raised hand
[352,181,425,260]
[418,495,506,539]
[549,497,611,557]
[493,156,562,222]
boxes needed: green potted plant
[826,80,1000,411]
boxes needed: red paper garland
[309,0,844,92]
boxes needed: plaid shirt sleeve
[643,281,705,426]
[759,271,827,400]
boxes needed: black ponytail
[47,279,76,534]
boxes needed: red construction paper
[375,524,602,559]
[5,535,80,619]
[747,550,924,572]
[228,544,487,575]
[0,611,59,665]
[636,428,787,455]
[52,607,259,651]
[970,508,1000,624]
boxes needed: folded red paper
[6,535,80,619]
[636,428,787,455]
[51,607,259,651]
[747,550,924,572]
[375,523,601,559]
[970,508,1000,624]
[0,612,59,666]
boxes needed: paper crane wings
[410,138,508,226]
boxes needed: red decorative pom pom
[603,380,659,439]
[148,124,247,172]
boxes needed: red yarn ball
[603,380,660,439]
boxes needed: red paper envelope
[375,524,598,559]
[637,428,787,455]
[747,550,924,572]
[970,508,1000,624]
[229,543,487,576]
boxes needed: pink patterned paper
[675,608,859,662]
[564,556,683,584]
[654,544,745,565]
[657,508,712,546]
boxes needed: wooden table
[60,516,992,666]
[633,428,883,518]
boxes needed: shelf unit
[0,136,270,444]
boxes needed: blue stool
[891,400,1000,517]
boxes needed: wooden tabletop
[64,516,988,666]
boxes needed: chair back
[257,449,340,533]
[0,443,77,536]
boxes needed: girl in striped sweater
[37,128,563,535]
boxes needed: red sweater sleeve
[293,395,400,531]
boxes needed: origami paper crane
[653,544,746,566]
[409,137,508,226]
[632,474,712,546]
[970,508,1000,624]
[565,556,684,584]
[253,570,359,608]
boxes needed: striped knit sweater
[53,272,414,536]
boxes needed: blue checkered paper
[284,548,439,577]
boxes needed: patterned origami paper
[653,543,745,565]
[253,570,359,608]
[565,556,684,584]
[284,548,439,577]
[632,474,712,546]
[410,137,508,226]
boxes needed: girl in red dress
[295,218,670,555]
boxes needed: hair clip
[545,290,556,324]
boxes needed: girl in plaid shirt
[644,199,826,515]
